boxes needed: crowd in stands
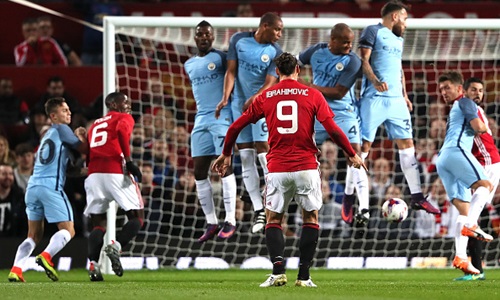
[1,0,500,243]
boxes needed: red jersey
[87,111,135,174]
[14,37,67,66]
[472,106,500,166]
[223,79,355,173]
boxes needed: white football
[382,198,408,223]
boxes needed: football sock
[455,215,470,258]
[344,165,354,195]
[468,238,483,273]
[12,237,36,269]
[352,166,370,213]
[257,152,269,176]
[88,226,106,262]
[361,152,369,162]
[265,223,285,275]
[222,173,237,225]
[239,148,264,211]
[195,179,218,224]
[399,147,422,194]
[117,218,142,248]
[469,186,490,224]
[44,229,72,258]
[298,223,319,280]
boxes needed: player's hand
[374,80,388,92]
[404,96,413,112]
[74,127,87,138]
[126,161,143,182]
[215,99,228,119]
[211,154,232,176]
[348,154,367,172]
[242,95,256,112]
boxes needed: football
[382,198,408,223]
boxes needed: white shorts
[84,173,143,216]
[484,162,500,203]
[265,169,322,214]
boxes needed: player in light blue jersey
[215,12,283,233]
[358,1,439,214]
[435,71,494,276]
[184,21,237,243]
[298,23,369,225]
[8,97,88,283]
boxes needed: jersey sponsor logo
[335,62,344,71]
[190,73,220,86]
[207,62,216,71]
[238,59,268,73]
[261,54,270,63]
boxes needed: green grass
[2,269,499,300]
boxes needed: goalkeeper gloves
[126,161,142,182]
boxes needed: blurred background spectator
[37,15,82,66]
[0,78,29,126]
[0,164,27,237]
[12,143,34,193]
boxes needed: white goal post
[102,16,500,272]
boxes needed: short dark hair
[196,20,212,29]
[47,76,63,86]
[274,52,297,76]
[259,12,281,27]
[438,71,464,85]
[105,92,126,108]
[464,77,484,91]
[330,23,351,39]
[15,143,34,156]
[381,1,409,17]
[45,97,66,116]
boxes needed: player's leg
[192,125,221,242]
[87,213,106,281]
[237,130,265,233]
[260,172,292,287]
[36,188,75,281]
[452,199,480,274]
[294,169,321,287]
[9,220,43,282]
[108,174,145,276]
[385,98,439,214]
[464,179,494,241]
[84,173,110,281]
[212,123,237,239]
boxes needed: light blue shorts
[231,102,268,143]
[315,112,361,146]
[191,122,231,157]
[359,96,413,142]
[436,148,488,202]
[25,185,73,223]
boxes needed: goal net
[104,16,500,269]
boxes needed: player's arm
[401,68,412,111]
[57,124,86,152]
[359,47,387,92]
[74,127,89,154]
[242,74,277,111]
[322,118,366,170]
[216,59,236,118]
[460,98,487,134]
[117,116,142,181]
[313,55,361,100]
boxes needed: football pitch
[2,268,499,300]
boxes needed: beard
[392,24,404,37]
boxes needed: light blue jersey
[227,31,282,144]
[436,97,487,202]
[185,49,232,157]
[25,124,81,222]
[358,23,411,142]
[359,23,404,99]
[298,43,362,144]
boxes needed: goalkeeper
[83,92,144,281]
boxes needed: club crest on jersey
[207,62,216,71]
[261,54,270,63]
[335,62,344,71]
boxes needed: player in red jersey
[454,78,500,281]
[84,92,144,282]
[212,52,364,287]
